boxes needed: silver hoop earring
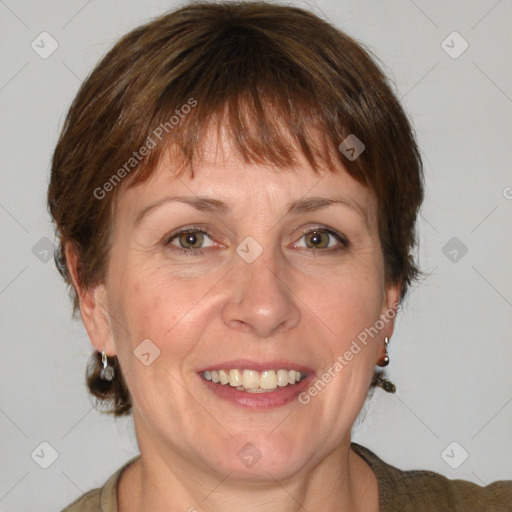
[100,350,114,381]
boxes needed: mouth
[197,360,314,410]
[202,368,307,393]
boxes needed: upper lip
[196,359,314,374]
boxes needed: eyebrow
[134,194,369,227]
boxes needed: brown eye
[304,230,330,249]
[294,227,348,254]
[177,231,204,249]
[165,228,215,253]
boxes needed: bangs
[120,20,367,190]
[126,96,347,188]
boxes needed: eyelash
[164,224,348,257]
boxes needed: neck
[118,438,378,512]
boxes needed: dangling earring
[100,350,114,381]
[374,337,395,393]
[377,336,390,367]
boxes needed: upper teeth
[202,369,305,392]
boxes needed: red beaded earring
[377,336,390,367]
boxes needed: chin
[204,431,317,483]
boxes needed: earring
[373,337,395,393]
[374,374,396,393]
[99,350,114,381]
[377,336,390,367]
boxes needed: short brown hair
[48,1,424,415]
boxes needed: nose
[221,247,301,338]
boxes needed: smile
[202,369,307,393]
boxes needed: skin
[67,129,400,512]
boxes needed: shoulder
[60,488,101,512]
[351,443,512,512]
[59,455,141,512]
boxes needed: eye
[293,227,348,253]
[165,227,216,254]
[163,225,347,256]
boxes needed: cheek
[305,277,381,407]
[105,268,205,414]
[107,263,216,358]
[309,265,384,339]
[302,264,384,406]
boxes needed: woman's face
[85,132,399,480]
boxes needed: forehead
[115,126,377,229]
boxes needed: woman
[49,2,511,511]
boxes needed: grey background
[1,0,511,510]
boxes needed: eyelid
[301,225,347,240]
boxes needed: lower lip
[199,373,315,410]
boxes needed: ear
[65,242,117,356]
[379,281,401,340]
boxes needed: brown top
[60,443,512,512]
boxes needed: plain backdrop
[0,0,511,510]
